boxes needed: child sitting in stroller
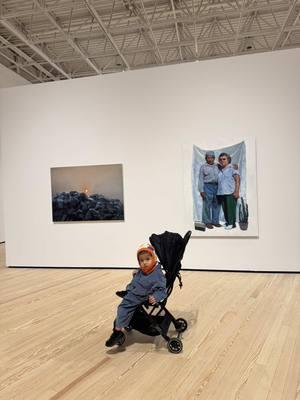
[105,243,167,347]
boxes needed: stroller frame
[116,230,191,354]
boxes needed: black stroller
[116,230,191,354]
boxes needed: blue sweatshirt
[126,263,167,302]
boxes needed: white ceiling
[0,0,299,84]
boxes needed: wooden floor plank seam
[48,357,111,400]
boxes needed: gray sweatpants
[115,292,147,328]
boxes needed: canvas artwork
[184,139,258,237]
[51,164,124,222]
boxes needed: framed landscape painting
[51,164,124,222]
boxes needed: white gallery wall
[0,48,299,271]
[0,64,29,89]
[0,64,29,242]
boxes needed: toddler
[105,244,167,347]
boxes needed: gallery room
[0,1,299,399]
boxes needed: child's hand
[148,295,156,305]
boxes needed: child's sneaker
[116,290,128,298]
[105,330,125,347]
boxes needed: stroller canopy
[149,231,191,293]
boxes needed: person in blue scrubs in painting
[198,151,222,229]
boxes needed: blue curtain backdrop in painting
[192,141,247,223]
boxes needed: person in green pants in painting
[217,152,240,230]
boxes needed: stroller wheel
[167,338,183,354]
[175,318,188,333]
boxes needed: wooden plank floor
[0,243,299,400]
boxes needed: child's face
[138,252,153,269]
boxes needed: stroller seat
[116,230,191,354]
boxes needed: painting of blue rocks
[51,164,124,222]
